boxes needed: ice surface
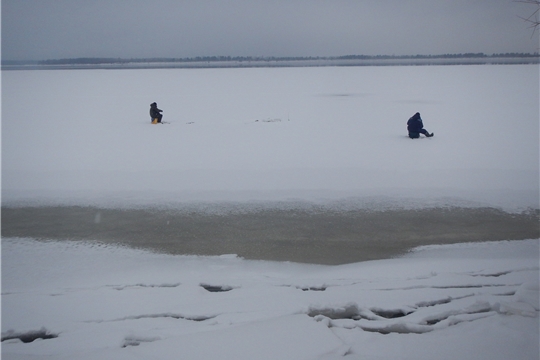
[2,65,539,211]
[1,65,539,359]
[1,238,538,359]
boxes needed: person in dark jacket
[407,112,433,138]
[150,102,163,123]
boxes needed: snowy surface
[2,238,539,360]
[2,65,539,359]
[2,65,539,210]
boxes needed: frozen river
[2,64,539,260]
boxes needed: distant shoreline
[2,55,538,70]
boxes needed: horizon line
[3,52,539,64]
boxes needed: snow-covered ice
[1,238,538,360]
[2,65,538,209]
[1,64,539,359]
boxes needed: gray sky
[2,0,539,61]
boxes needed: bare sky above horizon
[2,0,539,61]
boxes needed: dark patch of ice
[370,308,412,319]
[200,284,234,292]
[299,286,327,291]
[3,205,537,265]
[1,328,58,343]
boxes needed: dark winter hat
[151,102,157,106]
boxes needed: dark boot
[426,132,434,137]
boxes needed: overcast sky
[2,0,539,61]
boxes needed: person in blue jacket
[407,112,433,138]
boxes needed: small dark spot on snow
[370,308,412,319]
[1,328,58,343]
[200,284,234,292]
[184,315,216,322]
[425,318,445,326]
[469,271,512,278]
[299,286,327,291]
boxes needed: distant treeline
[3,53,539,66]
[337,52,539,60]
